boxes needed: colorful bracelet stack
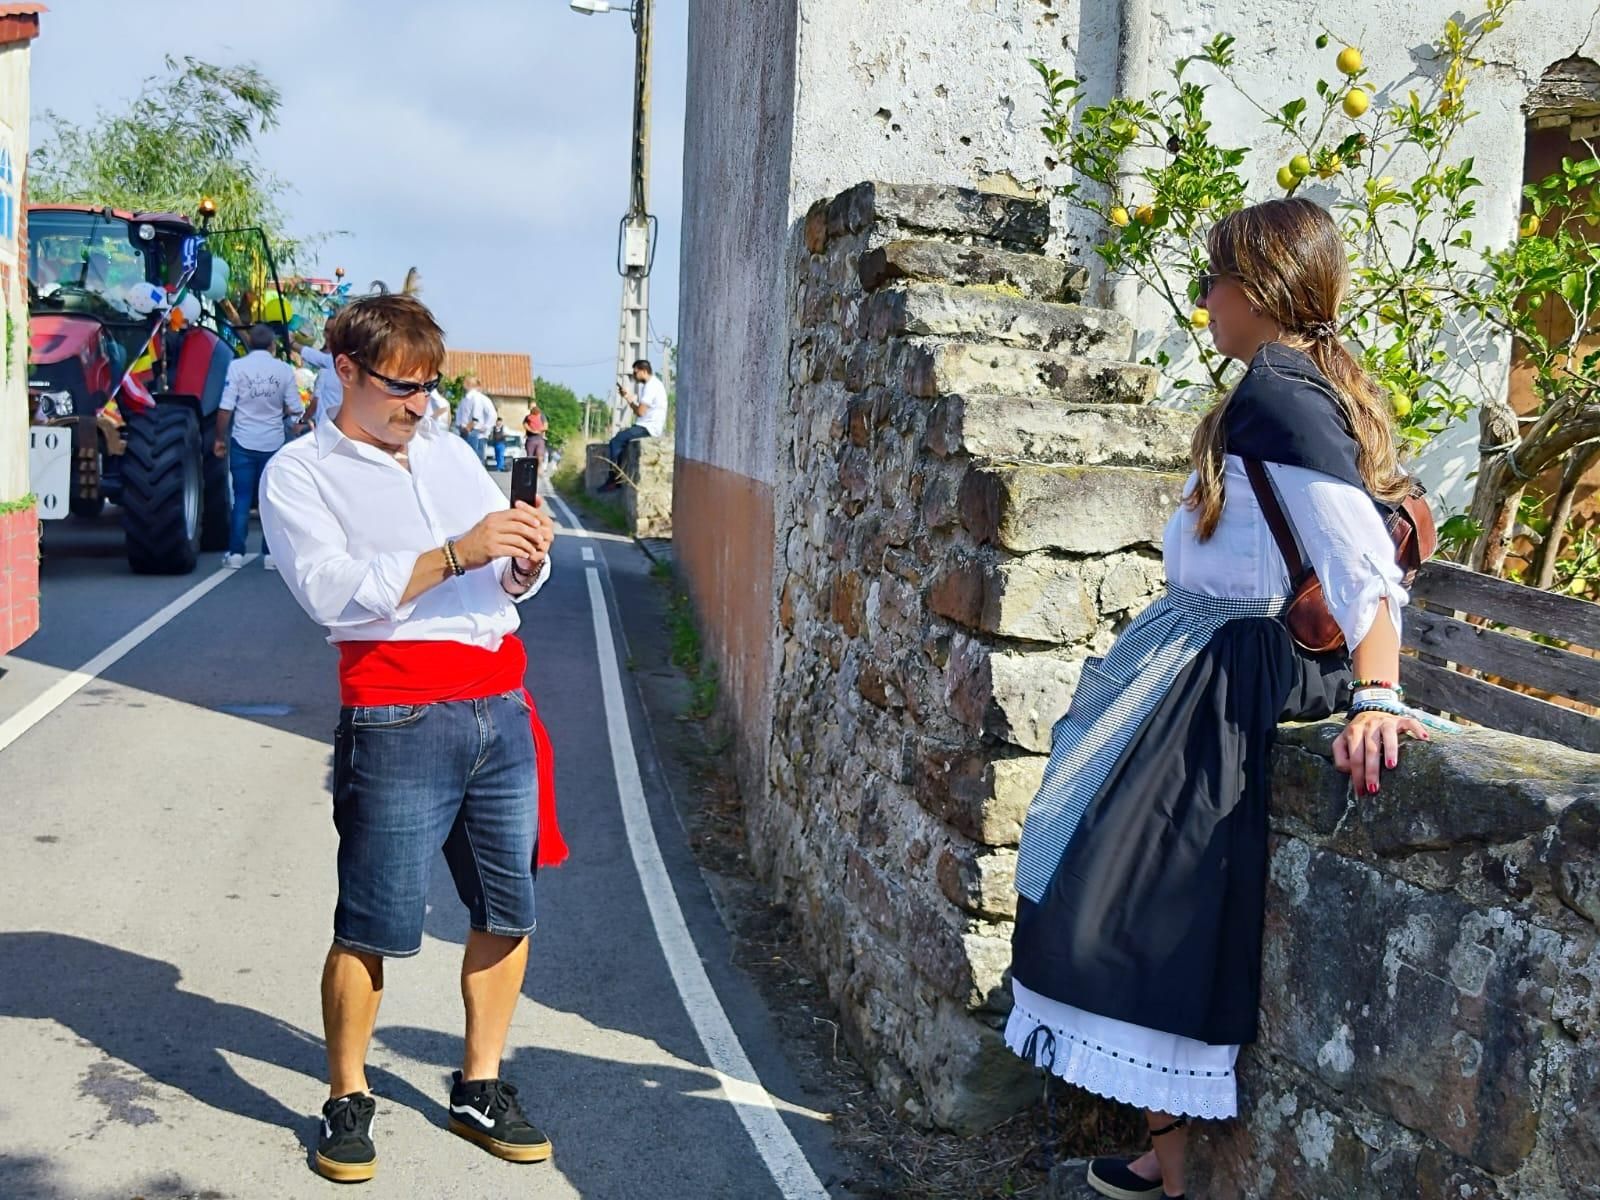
[1347,678,1406,720]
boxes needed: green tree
[533,377,607,447]
[31,56,312,277]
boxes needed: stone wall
[624,437,673,540]
[763,181,1196,1133]
[1189,725,1600,1200]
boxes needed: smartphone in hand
[510,456,540,508]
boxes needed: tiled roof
[0,4,48,15]
[442,350,534,399]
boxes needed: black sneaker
[447,1071,552,1163]
[315,1092,377,1183]
[1087,1156,1164,1200]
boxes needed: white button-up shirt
[221,349,303,452]
[457,388,498,434]
[259,415,549,648]
[298,346,345,425]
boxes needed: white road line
[547,492,587,536]
[0,557,255,755]
[578,562,830,1198]
[582,547,595,561]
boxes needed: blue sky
[30,0,687,401]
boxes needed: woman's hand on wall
[1333,710,1430,796]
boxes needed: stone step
[924,394,1196,469]
[809,180,1051,253]
[864,283,1132,359]
[860,238,1080,302]
[907,343,1160,406]
[959,461,1188,555]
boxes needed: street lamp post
[570,0,655,436]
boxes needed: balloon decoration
[258,291,293,325]
[202,255,231,302]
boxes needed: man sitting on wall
[600,359,667,492]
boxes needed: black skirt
[1009,616,1347,1047]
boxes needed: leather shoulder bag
[1242,459,1437,654]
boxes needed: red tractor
[27,203,290,574]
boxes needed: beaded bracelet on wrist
[443,539,466,577]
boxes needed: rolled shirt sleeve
[260,455,423,627]
[1266,462,1408,647]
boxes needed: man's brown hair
[326,295,446,379]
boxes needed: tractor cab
[27,206,212,429]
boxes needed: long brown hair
[1187,198,1408,539]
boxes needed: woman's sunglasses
[350,356,442,398]
[1194,271,1223,301]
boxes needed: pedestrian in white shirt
[456,376,496,467]
[425,387,452,429]
[214,324,303,569]
[259,296,562,1184]
[299,340,345,425]
[599,358,668,491]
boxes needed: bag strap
[1242,458,1308,581]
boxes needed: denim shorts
[330,691,538,957]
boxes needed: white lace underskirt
[1003,981,1239,1119]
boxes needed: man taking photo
[260,295,565,1184]
[599,358,667,491]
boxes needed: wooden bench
[1403,561,1600,753]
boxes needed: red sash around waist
[337,636,567,868]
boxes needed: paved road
[0,491,845,1199]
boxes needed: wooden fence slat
[1404,607,1600,707]
[1401,658,1600,753]
[1410,561,1600,649]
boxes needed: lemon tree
[1032,0,1600,585]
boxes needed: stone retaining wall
[1191,724,1600,1200]
[763,182,1193,1132]
[583,437,674,540]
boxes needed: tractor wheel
[200,413,232,552]
[121,406,202,575]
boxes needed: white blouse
[1163,454,1407,647]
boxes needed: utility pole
[570,0,656,435]
[613,0,654,433]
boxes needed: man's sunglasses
[350,356,442,398]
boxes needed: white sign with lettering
[28,426,71,520]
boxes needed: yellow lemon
[1337,46,1364,76]
[1290,154,1312,178]
[1317,156,1343,178]
[1109,206,1131,227]
[1343,87,1370,118]
[1190,308,1211,329]
[1134,204,1156,225]
[1390,392,1413,419]
[1196,194,1216,210]
[1518,213,1540,238]
[1277,165,1300,190]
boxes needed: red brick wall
[0,503,39,653]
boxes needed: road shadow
[0,933,436,1150]
[377,1023,808,1200]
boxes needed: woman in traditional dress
[1004,198,1431,1200]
